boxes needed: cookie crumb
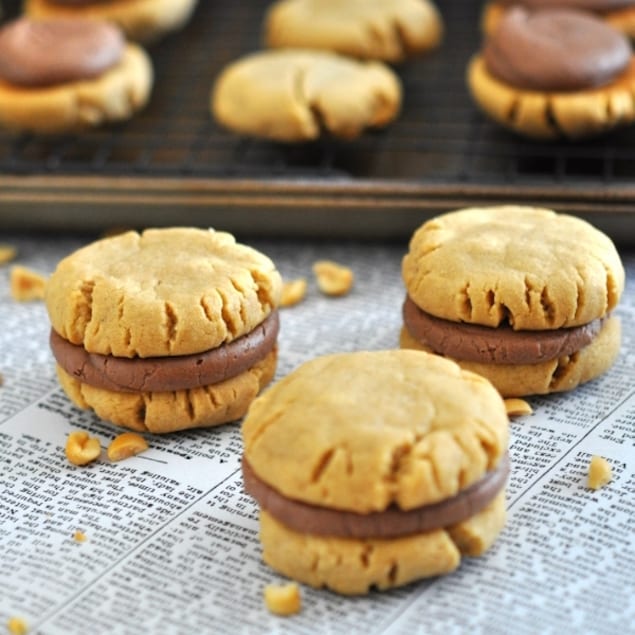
[7,616,28,635]
[107,432,148,462]
[263,582,302,616]
[504,398,533,417]
[10,265,47,301]
[280,278,308,307]
[73,530,87,543]
[313,260,354,296]
[587,455,612,490]
[65,430,101,466]
[0,244,17,264]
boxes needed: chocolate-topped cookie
[468,7,635,138]
[45,228,282,433]
[0,17,152,134]
[242,349,510,595]
[401,206,624,397]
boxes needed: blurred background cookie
[211,49,401,142]
[242,349,510,595]
[24,0,198,44]
[45,228,282,433]
[265,0,443,63]
[0,17,152,134]
[401,206,625,397]
[467,7,635,139]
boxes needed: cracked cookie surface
[211,49,401,142]
[264,0,443,63]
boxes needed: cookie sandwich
[242,350,510,595]
[211,49,401,142]
[265,0,443,63]
[45,228,282,433]
[24,0,198,45]
[467,7,635,139]
[401,206,624,397]
[0,17,152,135]
[482,0,635,39]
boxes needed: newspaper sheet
[1,233,634,635]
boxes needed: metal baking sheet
[0,0,634,243]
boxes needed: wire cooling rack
[0,0,634,243]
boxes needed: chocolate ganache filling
[497,0,635,12]
[50,310,279,393]
[0,17,124,87]
[483,7,632,91]
[402,296,603,365]
[242,453,510,539]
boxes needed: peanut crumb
[312,260,354,296]
[65,430,101,466]
[0,244,17,264]
[504,398,533,417]
[7,616,28,635]
[73,530,87,543]
[587,455,612,490]
[263,582,302,616]
[280,278,308,307]
[107,432,148,462]
[10,265,47,301]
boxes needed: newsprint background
[1,233,634,635]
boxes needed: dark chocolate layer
[242,453,510,539]
[0,17,124,87]
[484,7,631,91]
[50,311,279,393]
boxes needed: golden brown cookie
[242,349,510,594]
[468,8,635,139]
[45,228,282,432]
[401,206,624,397]
[211,49,401,142]
[24,0,198,45]
[265,0,443,63]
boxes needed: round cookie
[24,0,198,45]
[482,0,635,40]
[264,0,443,63]
[241,349,510,595]
[211,49,401,142]
[45,227,282,433]
[0,17,152,135]
[401,206,625,397]
[467,7,635,139]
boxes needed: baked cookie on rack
[400,206,624,397]
[0,17,152,134]
[467,7,635,139]
[45,228,282,433]
[482,0,635,40]
[242,349,510,595]
[24,0,198,44]
[211,49,401,142]
[264,0,443,63]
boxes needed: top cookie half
[402,207,624,330]
[45,228,282,358]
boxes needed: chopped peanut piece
[312,260,354,296]
[73,530,87,543]
[263,582,302,616]
[7,616,28,635]
[65,431,101,466]
[504,398,533,417]
[588,455,612,490]
[280,278,308,307]
[107,432,148,462]
[10,265,47,301]
[0,244,17,264]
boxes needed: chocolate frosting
[498,0,635,11]
[483,7,632,91]
[50,311,279,393]
[403,296,603,365]
[242,453,510,539]
[0,17,124,87]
